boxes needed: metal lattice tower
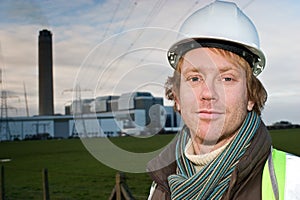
[63,85,91,137]
[0,45,18,141]
[0,43,10,140]
[0,89,11,141]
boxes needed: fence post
[42,168,50,200]
[109,172,135,200]
[116,173,121,200]
[0,165,4,200]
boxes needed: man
[147,1,300,199]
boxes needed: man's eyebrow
[218,66,239,73]
[181,65,200,75]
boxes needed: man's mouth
[197,110,224,119]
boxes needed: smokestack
[38,29,54,116]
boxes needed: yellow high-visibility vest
[262,148,286,200]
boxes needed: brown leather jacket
[147,122,272,200]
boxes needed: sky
[0,0,299,126]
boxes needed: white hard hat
[167,0,266,76]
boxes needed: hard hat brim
[167,38,265,76]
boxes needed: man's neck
[185,139,229,172]
[191,133,237,155]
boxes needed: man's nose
[199,80,218,101]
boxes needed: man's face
[175,48,254,146]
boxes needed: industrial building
[3,92,181,140]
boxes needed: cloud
[0,0,299,125]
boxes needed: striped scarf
[168,111,260,199]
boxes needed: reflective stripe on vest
[262,148,286,200]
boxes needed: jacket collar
[147,122,272,196]
[146,134,178,193]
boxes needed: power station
[0,29,182,141]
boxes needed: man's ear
[247,100,254,111]
[174,91,181,112]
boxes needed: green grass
[0,139,118,199]
[269,128,300,156]
[0,135,176,200]
[0,129,299,199]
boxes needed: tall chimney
[38,29,54,116]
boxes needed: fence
[0,166,50,200]
[0,166,134,200]
[1,166,4,200]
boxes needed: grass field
[0,128,299,200]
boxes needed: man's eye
[222,77,232,82]
[187,76,202,82]
[191,77,200,82]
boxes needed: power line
[96,0,168,94]
[96,1,139,94]
[101,0,122,41]
[114,0,205,76]
[118,1,138,33]
[94,1,211,97]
